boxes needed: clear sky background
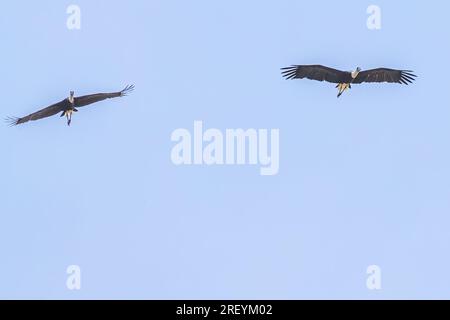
[0,0,449,299]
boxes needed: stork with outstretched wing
[281,65,416,97]
[7,85,135,126]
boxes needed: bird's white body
[337,68,361,97]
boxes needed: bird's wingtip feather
[5,116,19,126]
[120,84,135,96]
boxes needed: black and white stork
[7,85,135,126]
[281,65,416,97]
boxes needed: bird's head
[351,67,362,79]
[69,91,75,104]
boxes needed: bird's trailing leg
[336,83,350,98]
[61,109,73,126]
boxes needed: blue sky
[0,0,449,299]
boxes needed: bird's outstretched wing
[6,100,66,126]
[281,65,348,83]
[353,69,417,85]
[74,85,135,108]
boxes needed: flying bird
[6,85,135,126]
[281,65,417,97]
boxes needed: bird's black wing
[6,100,66,126]
[74,85,135,108]
[353,68,417,85]
[281,65,348,83]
